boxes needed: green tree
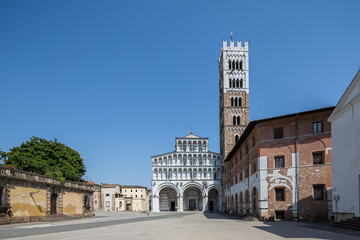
[2,137,86,182]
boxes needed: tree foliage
[2,137,86,182]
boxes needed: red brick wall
[223,108,333,220]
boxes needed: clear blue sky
[1,0,359,187]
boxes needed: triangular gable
[328,70,360,122]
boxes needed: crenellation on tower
[222,41,248,50]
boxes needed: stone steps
[335,217,360,231]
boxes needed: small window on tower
[240,61,243,70]
[235,135,239,143]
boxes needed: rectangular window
[313,152,324,164]
[275,188,285,201]
[314,185,324,200]
[141,195,143,198]
[106,201,110,207]
[274,127,283,139]
[252,163,257,174]
[245,167,249,178]
[313,121,323,134]
[135,195,137,198]
[275,156,285,168]
[106,193,110,197]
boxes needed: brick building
[223,107,334,221]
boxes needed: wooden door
[51,193,57,215]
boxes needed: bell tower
[219,39,250,160]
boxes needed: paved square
[1,212,360,240]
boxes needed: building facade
[223,107,334,221]
[328,70,360,221]
[0,166,93,224]
[219,40,250,160]
[151,133,222,212]
[116,186,150,212]
[101,184,121,212]
[91,183,101,211]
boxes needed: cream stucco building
[101,184,121,212]
[116,185,150,212]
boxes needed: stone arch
[181,182,204,196]
[251,187,258,214]
[156,182,180,197]
[207,187,220,212]
[298,138,327,165]
[239,191,244,214]
[231,195,234,211]
[182,183,203,211]
[235,193,239,213]
[158,187,178,212]
[245,190,250,214]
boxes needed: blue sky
[1,0,359,187]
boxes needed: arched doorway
[50,193,58,215]
[240,192,243,215]
[235,193,238,213]
[208,188,219,212]
[159,187,177,211]
[245,190,250,215]
[183,187,202,211]
[231,195,234,211]
[252,187,258,214]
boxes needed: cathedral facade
[151,133,222,212]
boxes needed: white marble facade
[151,133,222,212]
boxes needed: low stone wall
[331,212,355,223]
[0,166,94,224]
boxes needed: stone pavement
[1,212,360,240]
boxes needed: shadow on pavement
[254,221,360,239]
[203,212,242,220]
